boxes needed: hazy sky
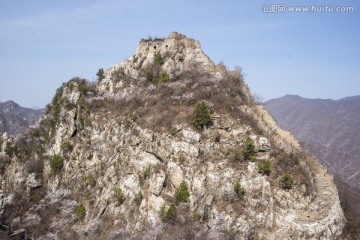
[0,0,359,108]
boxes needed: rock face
[0,33,345,239]
[0,100,43,136]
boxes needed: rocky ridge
[0,33,345,239]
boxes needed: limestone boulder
[26,173,42,189]
[168,163,184,188]
[258,137,271,151]
[149,170,166,196]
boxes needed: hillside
[0,33,344,239]
[265,95,360,191]
[0,101,43,136]
[265,94,360,238]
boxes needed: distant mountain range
[265,95,360,191]
[0,100,43,136]
[265,94,360,234]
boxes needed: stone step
[315,180,327,184]
[316,182,328,185]
[319,192,333,196]
[315,183,327,186]
[315,182,327,186]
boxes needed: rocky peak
[0,101,19,113]
[98,32,224,97]
[0,100,43,136]
[0,33,345,239]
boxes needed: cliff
[0,33,345,239]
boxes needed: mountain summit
[0,33,345,239]
[0,100,42,136]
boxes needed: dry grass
[270,150,314,195]
[91,67,257,135]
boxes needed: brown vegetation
[90,66,256,134]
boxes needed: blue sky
[0,0,359,108]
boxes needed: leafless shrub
[222,189,236,202]
[27,159,44,174]
[270,150,313,193]
[111,67,126,84]
[90,64,261,136]
[253,93,264,105]
[153,163,166,174]
[57,229,80,240]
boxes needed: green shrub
[147,71,155,83]
[124,112,138,129]
[76,204,86,220]
[96,68,105,81]
[77,79,89,96]
[49,83,67,136]
[124,116,133,129]
[192,211,202,221]
[258,160,271,176]
[61,142,73,153]
[243,137,256,161]
[133,55,138,63]
[147,70,170,84]
[214,131,221,142]
[32,129,42,138]
[170,128,177,136]
[139,165,151,185]
[4,142,17,157]
[50,154,64,175]
[134,191,143,206]
[0,158,7,175]
[191,102,212,130]
[84,174,96,187]
[234,181,246,199]
[114,187,125,204]
[198,149,204,155]
[154,51,164,65]
[51,83,66,107]
[159,71,170,83]
[36,146,46,157]
[231,150,243,162]
[161,203,176,223]
[175,180,190,204]
[281,173,294,190]
[178,154,186,164]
